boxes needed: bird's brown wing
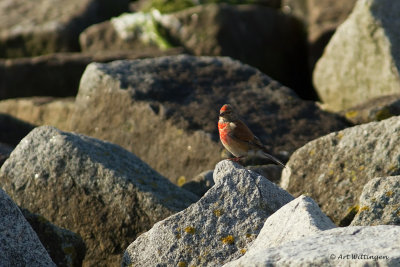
[229,120,260,148]
[229,120,285,167]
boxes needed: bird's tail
[262,151,286,168]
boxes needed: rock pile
[0,126,197,266]
[2,1,400,266]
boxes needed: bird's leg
[228,156,244,163]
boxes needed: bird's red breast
[218,121,229,145]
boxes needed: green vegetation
[111,11,173,50]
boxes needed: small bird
[218,104,285,167]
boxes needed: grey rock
[0,188,55,266]
[224,225,400,266]
[243,195,336,256]
[69,54,348,183]
[342,94,400,124]
[122,160,294,266]
[351,176,400,226]
[0,126,198,266]
[0,0,129,58]
[163,4,311,95]
[79,13,178,53]
[21,208,86,267]
[281,115,400,225]
[0,49,184,100]
[313,0,400,111]
[79,21,134,52]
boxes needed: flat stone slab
[225,225,400,266]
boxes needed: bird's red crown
[220,104,230,113]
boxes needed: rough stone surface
[224,225,400,266]
[79,21,136,52]
[281,115,400,225]
[122,160,294,266]
[341,94,400,125]
[282,0,357,70]
[245,195,336,254]
[69,54,348,182]
[0,49,184,100]
[21,208,86,267]
[0,188,55,266]
[163,4,311,96]
[313,0,400,111]
[0,126,198,266]
[0,0,129,58]
[79,12,180,53]
[351,176,400,226]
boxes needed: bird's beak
[219,112,225,117]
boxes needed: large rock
[281,115,400,225]
[162,4,311,95]
[0,126,198,266]
[0,0,129,58]
[246,195,336,252]
[224,225,400,266]
[80,4,311,96]
[313,0,400,111]
[21,208,86,267]
[122,160,294,266]
[79,12,178,53]
[351,176,400,226]
[69,55,348,182]
[0,188,55,266]
[225,195,337,265]
[0,49,184,100]
[282,0,357,69]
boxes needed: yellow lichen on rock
[184,226,196,235]
[221,235,234,245]
[213,209,224,217]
